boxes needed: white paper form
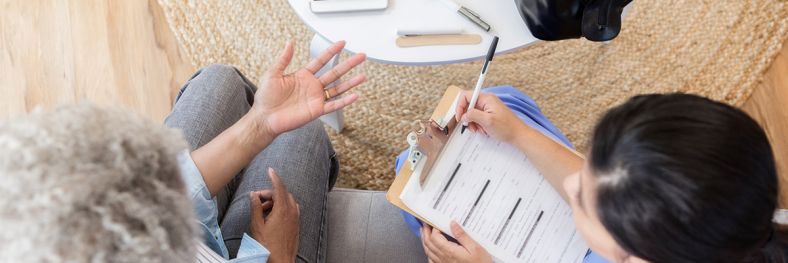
[400,127,588,263]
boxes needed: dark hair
[589,93,787,263]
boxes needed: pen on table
[461,36,499,134]
[438,0,492,32]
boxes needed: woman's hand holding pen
[455,90,529,144]
[421,222,492,263]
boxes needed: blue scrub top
[393,86,610,263]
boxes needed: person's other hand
[249,168,301,263]
[455,91,525,144]
[253,40,367,138]
[420,222,492,263]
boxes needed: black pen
[461,36,499,134]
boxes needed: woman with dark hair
[404,87,787,263]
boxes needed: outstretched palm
[253,41,366,136]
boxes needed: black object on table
[515,0,633,42]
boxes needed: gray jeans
[164,64,336,262]
[165,64,427,263]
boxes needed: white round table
[287,0,538,66]
[288,0,540,131]
[288,1,628,131]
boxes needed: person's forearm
[191,112,274,196]
[509,123,585,203]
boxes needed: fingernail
[268,167,274,174]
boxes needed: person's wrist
[234,111,275,154]
[508,121,535,147]
[251,108,277,140]
[250,231,295,263]
[267,253,296,263]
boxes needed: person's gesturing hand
[455,91,525,144]
[249,168,301,263]
[421,222,492,263]
[252,41,367,139]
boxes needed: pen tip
[461,125,467,134]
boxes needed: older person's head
[0,104,198,262]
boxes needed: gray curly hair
[0,104,198,262]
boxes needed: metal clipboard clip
[405,117,458,188]
[404,85,463,189]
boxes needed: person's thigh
[164,64,256,148]
[220,120,335,262]
[163,64,257,220]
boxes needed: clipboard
[386,87,593,262]
[386,85,463,226]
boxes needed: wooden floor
[742,42,788,208]
[0,0,194,121]
[2,0,787,207]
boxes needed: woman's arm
[455,91,583,203]
[507,122,584,203]
[190,112,273,197]
[191,41,367,196]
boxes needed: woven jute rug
[159,0,788,190]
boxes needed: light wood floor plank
[0,0,193,121]
[743,41,788,208]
